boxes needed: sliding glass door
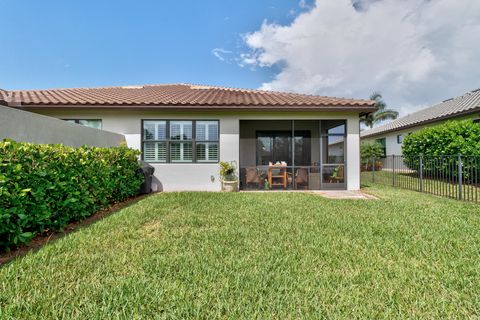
[256,131,310,166]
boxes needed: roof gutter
[17,104,376,112]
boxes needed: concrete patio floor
[314,190,377,200]
[241,189,377,200]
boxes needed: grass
[0,185,479,319]
[361,170,480,202]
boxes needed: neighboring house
[361,89,480,156]
[0,84,375,191]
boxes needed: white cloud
[299,0,313,10]
[211,48,232,62]
[241,0,480,116]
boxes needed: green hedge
[402,120,480,157]
[0,140,143,250]
[402,120,480,179]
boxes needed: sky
[1,0,480,116]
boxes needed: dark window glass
[375,138,387,157]
[256,131,310,166]
[322,136,344,164]
[397,134,404,144]
[63,119,102,129]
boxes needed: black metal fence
[361,155,480,203]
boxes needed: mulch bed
[0,194,151,266]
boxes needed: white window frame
[141,120,219,163]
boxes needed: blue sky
[0,0,310,90]
[2,0,479,116]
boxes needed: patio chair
[295,168,309,189]
[245,167,262,189]
[268,163,288,190]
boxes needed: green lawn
[362,171,480,202]
[1,185,479,319]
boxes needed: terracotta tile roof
[0,89,9,106]
[0,84,375,111]
[361,89,480,138]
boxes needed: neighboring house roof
[361,89,480,138]
[0,84,375,112]
[0,89,9,106]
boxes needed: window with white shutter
[195,121,219,162]
[142,120,167,162]
[141,120,219,163]
[169,121,193,162]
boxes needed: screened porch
[239,120,346,190]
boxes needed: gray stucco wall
[0,105,125,147]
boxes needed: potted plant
[219,161,238,192]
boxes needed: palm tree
[361,92,399,128]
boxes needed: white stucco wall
[346,116,360,190]
[385,130,408,156]
[362,128,420,156]
[364,129,412,156]
[24,107,362,191]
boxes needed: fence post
[392,155,396,187]
[419,155,423,192]
[372,156,375,183]
[458,155,463,200]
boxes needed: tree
[360,142,384,164]
[361,92,399,128]
[360,142,385,171]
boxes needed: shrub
[0,140,143,250]
[360,142,384,171]
[402,120,480,178]
[402,120,480,157]
[361,142,385,162]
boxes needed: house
[361,89,480,156]
[0,84,375,191]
